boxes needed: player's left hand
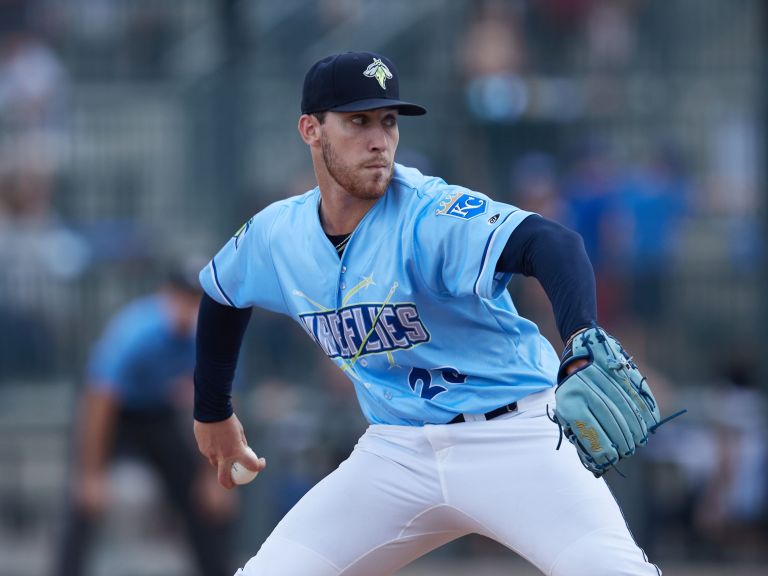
[551,325,683,477]
[194,413,266,489]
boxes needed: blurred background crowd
[0,0,765,574]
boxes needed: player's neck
[317,187,377,235]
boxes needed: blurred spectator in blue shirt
[614,147,689,320]
[561,141,625,324]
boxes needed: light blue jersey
[201,164,559,425]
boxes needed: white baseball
[230,447,259,485]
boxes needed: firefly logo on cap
[363,58,393,89]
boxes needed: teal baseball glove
[551,325,681,477]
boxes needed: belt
[448,401,518,424]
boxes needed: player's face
[319,109,399,200]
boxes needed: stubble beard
[321,133,392,201]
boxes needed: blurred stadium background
[0,0,766,574]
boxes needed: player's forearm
[497,215,597,343]
[78,388,117,475]
[194,293,253,422]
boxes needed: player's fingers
[238,446,267,472]
[217,460,236,490]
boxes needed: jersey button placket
[338,260,348,295]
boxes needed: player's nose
[368,125,392,153]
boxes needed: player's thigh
[247,525,464,576]
[445,407,659,575]
[238,432,462,576]
[548,527,660,576]
[239,535,341,576]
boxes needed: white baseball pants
[235,389,660,575]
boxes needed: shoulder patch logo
[233,216,253,250]
[436,192,488,221]
[488,213,500,224]
[363,58,392,90]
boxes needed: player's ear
[298,114,321,146]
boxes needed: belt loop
[463,413,486,423]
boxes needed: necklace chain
[335,234,351,253]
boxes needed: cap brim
[329,98,427,116]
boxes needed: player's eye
[350,115,367,125]
[382,115,398,127]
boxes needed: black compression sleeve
[496,215,596,343]
[193,293,253,422]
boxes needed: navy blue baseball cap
[301,51,427,116]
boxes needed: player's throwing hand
[194,413,266,489]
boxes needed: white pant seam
[338,505,463,574]
[395,504,451,540]
[270,534,342,574]
[436,504,542,571]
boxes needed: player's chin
[352,176,389,200]
[359,182,388,200]
[370,168,393,194]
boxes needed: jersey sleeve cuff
[473,210,536,299]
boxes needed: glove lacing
[546,404,564,450]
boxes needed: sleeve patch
[436,192,487,221]
[233,217,254,250]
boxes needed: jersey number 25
[408,367,467,400]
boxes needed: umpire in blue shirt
[54,267,235,576]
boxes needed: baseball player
[194,52,669,575]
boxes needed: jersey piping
[210,258,235,307]
[473,209,518,297]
